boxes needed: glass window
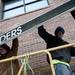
[25,0,36,4]
[3,7,25,19]
[3,0,49,19]
[4,0,23,10]
[26,0,48,13]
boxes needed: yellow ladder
[0,43,75,75]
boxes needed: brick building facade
[0,0,75,75]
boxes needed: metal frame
[3,0,43,12]
[0,43,75,75]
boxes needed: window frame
[2,0,49,20]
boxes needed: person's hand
[38,25,44,30]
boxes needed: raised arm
[11,38,19,56]
[10,38,19,75]
[38,25,53,42]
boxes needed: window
[26,0,48,13]
[71,10,75,19]
[2,0,49,19]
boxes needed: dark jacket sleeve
[11,38,19,56]
[70,46,75,56]
[8,38,19,64]
[64,41,75,56]
[38,25,53,43]
[8,38,19,73]
[7,38,19,58]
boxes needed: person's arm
[7,38,19,58]
[63,41,75,56]
[11,38,19,56]
[38,25,53,42]
[70,46,75,56]
[64,41,75,56]
[10,38,20,74]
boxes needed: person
[0,38,19,75]
[38,25,75,75]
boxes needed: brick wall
[0,0,75,75]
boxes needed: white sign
[0,26,22,44]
